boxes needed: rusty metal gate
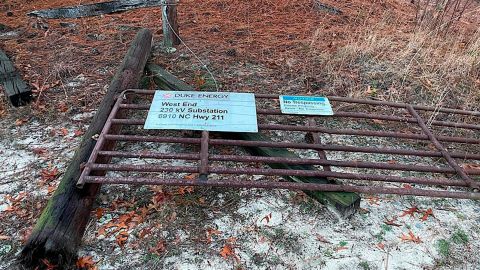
[77,89,480,199]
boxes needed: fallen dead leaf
[95,208,104,219]
[206,228,222,244]
[420,208,434,221]
[115,231,129,247]
[176,186,194,195]
[74,129,84,137]
[261,212,272,224]
[367,196,380,205]
[47,185,56,194]
[400,230,422,243]
[220,244,239,262]
[138,228,152,239]
[149,240,166,255]
[57,102,68,113]
[463,163,480,171]
[0,235,11,240]
[59,127,69,136]
[194,72,206,90]
[384,216,401,227]
[40,167,59,183]
[184,173,198,180]
[76,256,97,270]
[365,85,377,96]
[32,147,48,155]
[41,258,57,270]
[315,234,332,244]
[15,118,28,126]
[400,206,420,218]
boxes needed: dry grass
[312,21,480,111]
[415,0,477,32]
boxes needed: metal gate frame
[77,89,480,199]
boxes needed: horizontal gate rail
[108,119,480,144]
[120,104,480,130]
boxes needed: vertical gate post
[162,0,180,48]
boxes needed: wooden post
[161,0,180,48]
[18,29,152,269]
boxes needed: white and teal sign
[144,90,258,132]
[279,95,334,115]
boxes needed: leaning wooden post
[161,0,180,48]
[19,29,152,268]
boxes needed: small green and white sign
[279,95,334,115]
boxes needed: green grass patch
[358,261,371,270]
[451,229,469,245]
[437,239,451,257]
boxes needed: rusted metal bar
[258,109,480,131]
[98,150,199,160]
[119,104,480,131]
[89,163,198,173]
[104,134,480,161]
[87,163,469,187]
[255,94,480,117]
[307,118,332,172]
[199,130,209,181]
[258,124,480,144]
[96,150,480,175]
[406,105,479,189]
[327,96,480,117]
[83,176,480,200]
[109,119,480,144]
[76,94,124,188]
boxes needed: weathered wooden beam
[312,0,342,15]
[19,29,152,268]
[146,64,361,217]
[161,0,180,47]
[147,63,190,90]
[28,0,164,19]
[0,49,31,107]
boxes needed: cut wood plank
[19,29,152,269]
[0,49,31,106]
[146,63,361,217]
[28,0,164,19]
